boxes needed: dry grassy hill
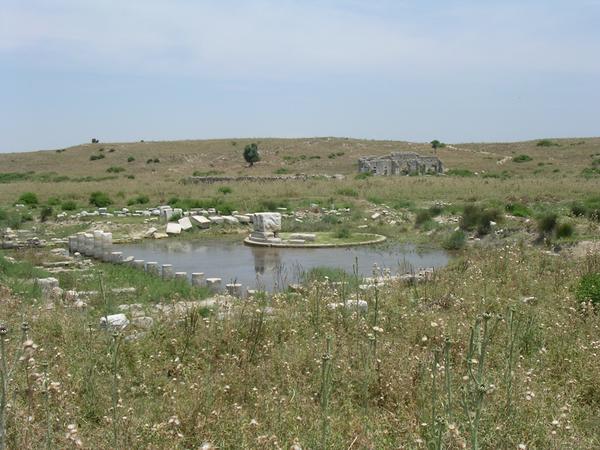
[0,137,599,207]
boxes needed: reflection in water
[115,239,450,291]
[251,247,282,275]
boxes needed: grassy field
[0,136,599,448]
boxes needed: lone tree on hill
[243,143,260,167]
[430,139,445,153]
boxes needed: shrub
[460,204,502,235]
[537,213,557,235]
[513,154,532,163]
[108,148,115,153]
[460,204,482,231]
[442,230,466,250]
[575,273,600,307]
[570,204,588,217]
[556,223,574,238]
[334,226,351,239]
[127,195,149,206]
[89,191,112,208]
[243,143,260,167]
[218,186,232,194]
[61,200,77,211]
[125,174,135,179]
[447,169,475,177]
[127,156,135,162]
[170,212,182,222]
[90,154,105,161]
[106,166,125,173]
[146,158,154,164]
[537,139,559,147]
[39,206,53,222]
[415,209,433,227]
[193,170,224,177]
[355,172,372,180]
[274,168,290,174]
[505,202,531,217]
[47,196,60,206]
[153,158,160,163]
[18,192,38,206]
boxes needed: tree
[243,143,260,167]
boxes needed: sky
[1,0,599,152]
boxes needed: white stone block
[100,313,129,329]
[166,223,182,234]
[191,215,211,228]
[178,217,193,231]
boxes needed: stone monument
[247,212,282,244]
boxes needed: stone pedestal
[206,278,222,293]
[162,264,174,279]
[226,283,243,297]
[191,272,205,287]
[133,260,145,270]
[145,262,159,276]
[111,252,123,264]
[93,230,104,259]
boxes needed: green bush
[556,223,574,238]
[537,213,557,235]
[334,226,351,239]
[537,139,559,147]
[460,204,502,236]
[89,191,112,208]
[570,204,587,217]
[61,200,77,211]
[127,195,150,206]
[447,168,475,177]
[355,172,373,180]
[90,154,105,161]
[274,168,290,174]
[218,186,232,194]
[39,206,53,222]
[415,209,433,227]
[47,196,60,206]
[18,192,39,206]
[106,166,125,173]
[513,154,532,163]
[575,273,600,307]
[505,202,531,217]
[442,230,466,250]
[127,156,135,162]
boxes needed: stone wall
[358,152,444,176]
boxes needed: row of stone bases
[67,230,245,297]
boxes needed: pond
[115,238,450,291]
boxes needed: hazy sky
[1,0,599,152]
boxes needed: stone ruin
[247,212,282,244]
[358,152,444,176]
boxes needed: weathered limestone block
[36,277,59,299]
[191,272,205,287]
[161,264,174,279]
[145,227,158,237]
[166,223,182,234]
[153,232,168,239]
[175,272,188,281]
[288,239,305,244]
[208,216,224,224]
[253,212,282,233]
[225,283,243,297]
[191,215,211,228]
[110,252,123,263]
[145,262,159,276]
[206,278,222,293]
[178,217,193,231]
[93,230,104,258]
[100,313,129,329]
[131,316,154,330]
[133,259,145,270]
[221,216,240,225]
[234,214,251,224]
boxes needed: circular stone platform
[243,232,386,248]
